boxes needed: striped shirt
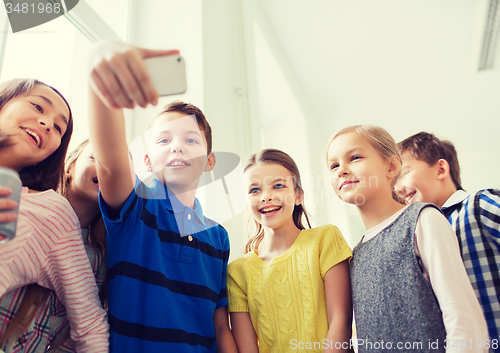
[0,188,109,352]
[102,177,229,353]
[442,189,500,349]
[0,229,106,353]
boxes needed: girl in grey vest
[326,125,488,353]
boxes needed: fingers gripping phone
[144,55,187,96]
[0,167,22,245]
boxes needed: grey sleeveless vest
[350,202,446,353]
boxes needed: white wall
[4,0,494,256]
[126,0,500,254]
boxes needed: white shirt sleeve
[415,207,489,353]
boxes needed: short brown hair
[398,132,462,190]
[156,101,212,154]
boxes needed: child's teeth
[25,129,40,147]
[262,206,280,213]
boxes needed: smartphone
[0,167,22,245]
[144,55,187,96]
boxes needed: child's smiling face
[396,151,442,206]
[0,84,69,171]
[68,143,99,204]
[327,132,394,206]
[244,162,302,231]
[145,112,213,192]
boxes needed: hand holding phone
[0,168,21,245]
[144,55,187,97]
[89,40,182,108]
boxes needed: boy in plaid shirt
[396,132,500,352]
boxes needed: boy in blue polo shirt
[396,132,500,352]
[88,41,237,353]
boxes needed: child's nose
[38,117,52,133]
[394,182,406,196]
[337,165,349,176]
[170,140,184,153]
[261,190,273,202]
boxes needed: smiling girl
[0,79,108,352]
[326,125,488,353]
[227,149,352,353]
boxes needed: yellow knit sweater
[227,225,352,353]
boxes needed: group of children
[0,41,498,353]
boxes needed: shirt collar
[441,189,469,209]
[151,177,206,226]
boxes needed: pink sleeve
[415,207,488,353]
[40,200,109,352]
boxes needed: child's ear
[204,153,216,172]
[65,163,75,182]
[65,171,72,184]
[436,159,450,181]
[295,189,304,205]
[386,156,401,179]
[144,154,152,172]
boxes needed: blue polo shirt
[100,177,230,353]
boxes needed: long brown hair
[0,79,73,348]
[59,139,106,253]
[243,149,311,253]
[0,78,73,191]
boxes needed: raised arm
[88,41,178,210]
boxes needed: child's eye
[351,155,362,161]
[274,184,285,189]
[32,103,43,113]
[54,124,62,134]
[249,188,260,194]
[330,163,339,171]
[186,138,199,144]
[157,138,170,144]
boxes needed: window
[0,1,128,150]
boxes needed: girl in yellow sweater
[227,148,352,353]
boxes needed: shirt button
[188,235,193,242]
[18,337,27,344]
[188,214,192,220]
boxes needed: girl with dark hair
[0,139,108,352]
[0,79,108,352]
[226,149,352,353]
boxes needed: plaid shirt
[442,189,500,349]
[0,232,105,353]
